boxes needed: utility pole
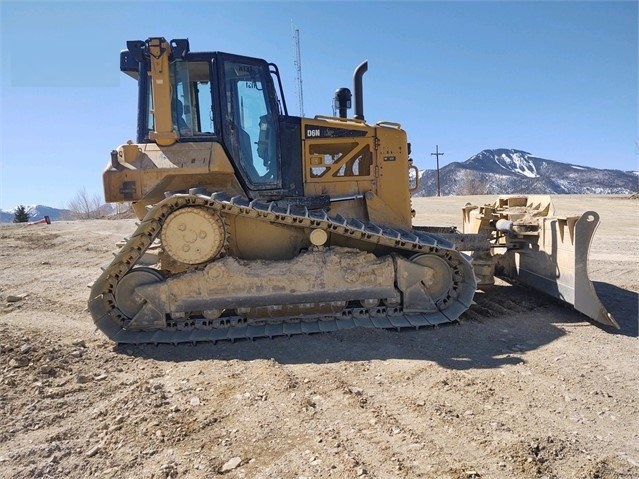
[431,145,444,197]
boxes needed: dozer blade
[465,196,618,329]
[496,210,617,328]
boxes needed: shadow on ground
[114,281,635,366]
[114,288,572,367]
[114,322,548,369]
[593,281,638,337]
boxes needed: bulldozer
[89,37,617,344]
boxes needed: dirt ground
[0,195,637,479]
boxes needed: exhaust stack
[353,61,368,121]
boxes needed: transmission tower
[292,22,304,117]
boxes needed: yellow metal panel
[304,138,375,183]
[299,118,413,228]
[147,38,178,146]
[103,141,242,214]
[301,118,376,191]
[372,125,412,227]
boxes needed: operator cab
[120,38,299,196]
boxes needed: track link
[89,193,476,344]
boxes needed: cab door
[219,54,281,191]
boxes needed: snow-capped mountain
[0,205,72,223]
[469,149,540,178]
[414,148,638,196]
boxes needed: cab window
[224,60,279,187]
[172,60,216,137]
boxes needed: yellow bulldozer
[88,37,617,344]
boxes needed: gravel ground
[0,195,637,479]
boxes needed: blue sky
[0,0,637,209]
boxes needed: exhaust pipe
[353,61,368,121]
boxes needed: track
[88,193,476,344]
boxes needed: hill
[0,205,72,223]
[414,148,638,196]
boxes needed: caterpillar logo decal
[304,125,368,139]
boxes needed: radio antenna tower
[292,21,304,117]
